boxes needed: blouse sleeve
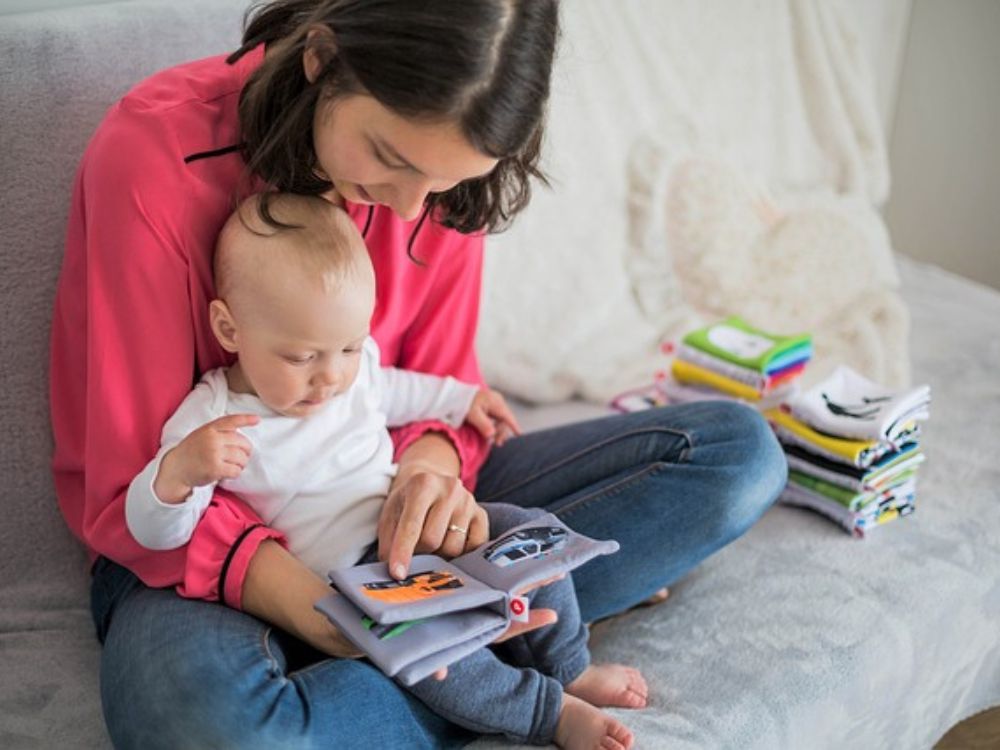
[50,105,284,609]
[387,225,492,489]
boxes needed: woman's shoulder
[117,48,261,119]
[76,48,265,250]
[85,47,263,178]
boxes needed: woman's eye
[373,144,407,170]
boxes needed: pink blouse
[50,45,490,609]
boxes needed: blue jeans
[92,401,786,748]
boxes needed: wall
[842,0,912,142]
[885,0,1000,290]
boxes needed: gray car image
[483,526,568,567]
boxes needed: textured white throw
[478,0,910,403]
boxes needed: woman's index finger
[387,490,436,580]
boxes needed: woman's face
[312,94,499,221]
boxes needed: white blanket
[479,0,908,403]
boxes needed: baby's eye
[284,354,314,365]
[343,347,362,356]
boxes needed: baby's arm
[125,378,257,550]
[378,368,520,445]
[371,337,521,443]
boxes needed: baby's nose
[314,367,341,388]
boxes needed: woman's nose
[390,176,434,221]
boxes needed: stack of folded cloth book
[764,365,931,538]
[661,316,813,409]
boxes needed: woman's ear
[209,299,240,353]
[303,25,337,84]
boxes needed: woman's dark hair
[229,0,559,236]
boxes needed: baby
[125,194,646,749]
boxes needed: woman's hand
[377,460,489,579]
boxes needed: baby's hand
[154,414,259,503]
[465,389,521,446]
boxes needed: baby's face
[233,272,375,418]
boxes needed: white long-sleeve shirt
[125,338,479,575]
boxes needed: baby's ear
[209,299,240,353]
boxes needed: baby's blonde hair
[214,193,371,312]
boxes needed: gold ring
[448,523,468,535]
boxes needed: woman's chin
[350,183,377,205]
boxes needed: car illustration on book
[361,570,464,604]
[483,526,568,567]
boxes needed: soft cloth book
[788,364,931,441]
[682,316,812,374]
[314,513,618,686]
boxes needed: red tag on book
[509,596,530,623]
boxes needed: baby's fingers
[210,413,260,432]
[226,432,254,460]
[485,394,521,438]
[464,407,497,441]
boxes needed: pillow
[626,136,911,388]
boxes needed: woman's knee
[723,402,786,534]
[686,401,787,540]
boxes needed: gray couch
[2,2,999,749]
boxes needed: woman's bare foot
[565,664,648,709]
[644,587,669,605]
[555,693,634,750]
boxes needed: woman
[50,0,787,746]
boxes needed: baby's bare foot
[565,664,648,709]
[555,693,634,750]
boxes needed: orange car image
[360,570,464,605]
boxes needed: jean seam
[286,655,341,681]
[556,462,672,523]
[259,627,282,678]
[479,426,693,504]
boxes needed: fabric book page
[314,592,507,684]
[453,513,619,595]
[328,555,505,624]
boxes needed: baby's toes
[622,686,647,708]
[602,721,634,750]
[627,669,649,699]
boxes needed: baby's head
[210,194,375,417]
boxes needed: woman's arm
[241,540,362,657]
[50,105,283,608]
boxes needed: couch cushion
[0,2,248,746]
[0,0,249,586]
